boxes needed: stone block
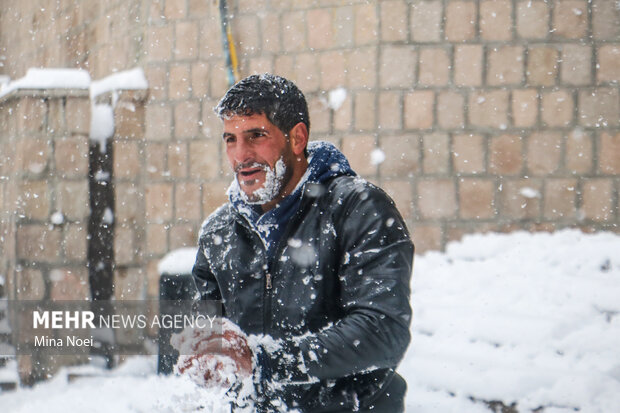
[516,1,550,39]
[144,65,167,101]
[201,98,223,139]
[174,21,198,59]
[341,135,377,176]
[498,178,542,219]
[281,11,306,52]
[380,46,416,89]
[145,183,173,222]
[541,90,574,127]
[565,129,593,174]
[404,90,434,129]
[168,142,188,178]
[114,227,135,265]
[410,224,442,253]
[189,140,220,179]
[145,142,167,180]
[527,132,562,175]
[202,180,230,216]
[459,178,496,219]
[381,179,414,220]
[199,16,222,60]
[333,93,353,132]
[63,223,87,261]
[115,103,145,139]
[480,0,513,41]
[489,134,523,175]
[378,92,402,130]
[16,97,46,133]
[308,8,333,49]
[169,64,191,100]
[146,224,168,255]
[174,100,200,138]
[294,53,320,92]
[354,91,377,131]
[380,0,408,42]
[512,89,539,128]
[581,178,614,222]
[347,47,377,89]
[445,1,476,41]
[579,88,620,127]
[411,1,442,42]
[18,180,50,221]
[379,134,421,177]
[308,97,330,134]
[354,3,378,45]
[115,182,142,224]
[145,103,172,140]
[65,97,90,134]
[114,268,145,300]
[191,62,210,99]
[145,26,173,62]
[49,268,89,300]
[599,132,620,174]
[164,0,186,19]
[437,91,465,129]
[597,45,620,83]
[422,133,450,175]
[487,46,524,86]
[417,179,457,219]
[47,98,66,135]
[233,15,260,56]
[16,268,45,300]
[561,44,592,85]
[333,6,354,48]
[468,90,509,129]
[170,223,197,249]
[18,138,50,176]
[527,46,558,86]
[113,140,141,179]
[452,134,485,174]
[419,48,450,86]
[58,180,89,221]
[454,45,483,86]
[319,51,347,90]
[592,0,620,40]
[175,182,201,221]
[552,0,587,39]
[544,178,577,219]
[17,225,62,262]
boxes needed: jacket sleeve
[265,183,414,382]
[192,244,223,303]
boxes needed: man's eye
[252,132,266,138]
[224,137,235,144]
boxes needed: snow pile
[402,229,620,413]
[89,67,148,99]
[0,230,619,412]
[0,68,91,98]
[157,247,198,275]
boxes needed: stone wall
[0,0,619,302]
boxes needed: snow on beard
[237,157,287,205]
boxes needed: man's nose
[232,139,253,164]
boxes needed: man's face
[222,113,296,205]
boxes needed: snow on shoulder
[157,247,198,275]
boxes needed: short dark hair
[214,74,310,136]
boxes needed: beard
[236,157,294,205]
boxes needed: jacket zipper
[265,272,272,290]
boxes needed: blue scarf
[227,141,356,258]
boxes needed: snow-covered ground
[0,229,618,412]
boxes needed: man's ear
[289,122,309,156]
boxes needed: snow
[326,87,347,110]
[1,230,619,412]
[89,68,148,99]
[0,68,90,98]
[89,104,114,152]
[157,247,198,276]
[49,211,64,225]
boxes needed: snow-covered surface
[89,103,114,152]
[157,247,198,276]
[89,68,148,99]
[0,68,90,98]
[0,230,619,412]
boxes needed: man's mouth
[238,168,263,179]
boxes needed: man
[192,74,414,412]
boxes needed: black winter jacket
[193,175,414,412]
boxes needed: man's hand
[173,318,253,388]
